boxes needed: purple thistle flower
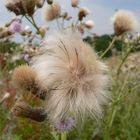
[55,117,75,132]
[9,20,22,33]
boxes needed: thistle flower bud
[32,31,109,123]
[43,1,61,21]
[111,10,137,36]
[78,7,90,21]
[9,20,22,33]
[12,99,46,122]
[55,117,75,132]
[71,0,79,8]
[84,20,94,29]
[39,26,49,38]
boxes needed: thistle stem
[61,132,67,140]
[24,15,43,38]
[116,45,135,77]
[100,36,116,59]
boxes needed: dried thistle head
[111,10,137,36]
[71,0,79,8]
[43,1,61,21]
[12,99,46,122]
[78,7,90,21]
[6,0,37,16]
[0,27,13,39]
[22,0,37,16]
[12,65,36,91]
[31,31,109,123]
[6,0,25,15]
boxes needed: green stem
[30,16,40,33]
[104,75,128,139]
[24,15,43,38]
[100,36,116,59]
[61,132,67,140]
[116,45,135,77]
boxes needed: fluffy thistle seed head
[78,7,90,21]
[31,31,109,123]
[84,20,94,29]
[43,1,61,21]
[111,10,137,36]
[71,0,79,8]
[12,99,46,122]
[12,65,36,90]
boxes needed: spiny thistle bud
[71,0,79,8]
[78,7,90,21]
[111,10,137,36]
[43,1,61,21]
[12,99,46,122]
[12,65,36,91]
[84,20,94,29]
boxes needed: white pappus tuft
[31,31,109,123]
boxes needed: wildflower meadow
[0,0,140,140]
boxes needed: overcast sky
[0,0,140,35]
